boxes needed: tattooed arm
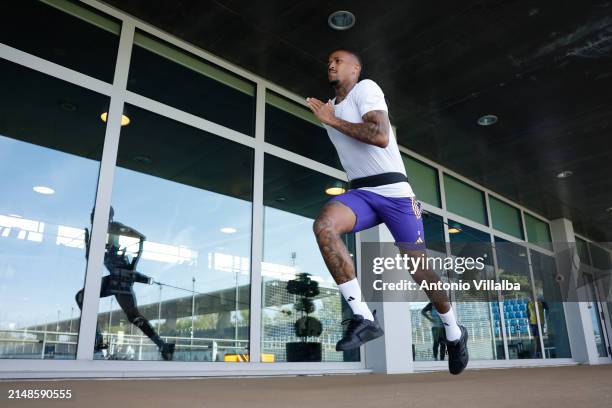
[306,98,390,148]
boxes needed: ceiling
[103,0,612,241]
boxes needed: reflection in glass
[584,274,608,357]
[128,31,256,136]
[530,250,571,358]
[410,213,450,361]
[76,207,175,360]
[0,59,107,359]
[0,0,120,82]
[449,222,504,360]
[262,155,357,362]
[265,92,342,170]
[495,237,540,359]
[586,244,612,356]
[94,105,253,361]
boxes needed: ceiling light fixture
[325,186,346,196]
[556,170,573,179]
[33,186,55,195]
[325,180,347,196]
[477,114,498,126]
[220,227,237,234]
[448,222,462,234]
[328,10,356,31]
[100,111,131,126]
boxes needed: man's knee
[313,213,345,240]
[313,202,354,239]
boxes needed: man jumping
[306,49,469,375]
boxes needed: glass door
[584,274,611,358]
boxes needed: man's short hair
[330,48,364,77]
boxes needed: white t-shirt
[323,79,415,198]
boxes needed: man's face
[327,50,360,86]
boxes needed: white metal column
[75,22,135,360]
[362,224,414,374]
[549,218,599,364]
[248,83,266,363]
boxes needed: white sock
[438,307,462,342]
[338,278,374,321]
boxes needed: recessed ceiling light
[477,114,498,126]
[556,170,573,179]
[605,206,612,213]
[328,10,356,31]
[33,186,55,195]
[448,222,462,234]
[100,112,131,126]
[220,227,237,234]
[325,186,346,196]
[326,180,347,196]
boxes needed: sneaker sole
[335,329,384,351]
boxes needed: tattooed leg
[313,201,357,284]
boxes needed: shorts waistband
[348,172,408,189]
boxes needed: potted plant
[285,273,323,362]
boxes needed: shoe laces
[341,315,364,336]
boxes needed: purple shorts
[328,189,425,249]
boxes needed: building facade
[0,0,611,378]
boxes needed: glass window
[524,213,552,251]
[0,0,120,83]
[530,250,571,358]
[411,213,450,361]
[0,59,108,359]
[423,213,446,254]
[495,237,541,359]
[265,92,342,169]
[443,175,487,225]
[128,31,256,136]
[261,155,357,362]
[402,155,441,207]
[490,196,523,239]
[93,104,253,362]
[576,237,590,265]
[448,222,503,360]
[589,243,612,272]
[583,274,609,357]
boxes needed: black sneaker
[336,310,384,351]
[160,343,176,361]
[443,325,469,375]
